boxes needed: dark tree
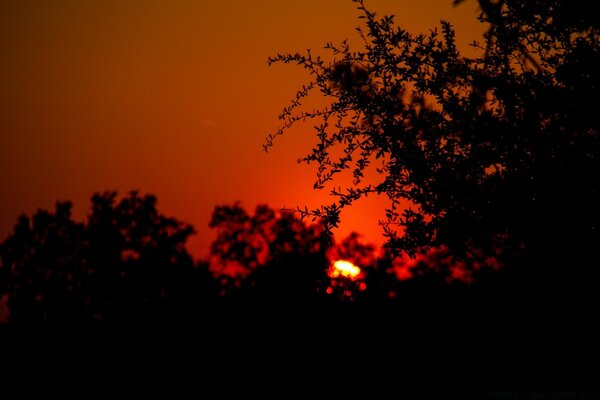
[266,0,599,293]
[208,203,331,304]
[0,191,211,326]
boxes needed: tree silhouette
[0,194,420,329]
[0,191,212,327]
[266,0,599,293]
[208,203,331,304]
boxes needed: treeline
[0,191,596,330]
[0,192,388,327]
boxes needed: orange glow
[0,1,484,259]
[329,260,361,280]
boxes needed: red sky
[0,0,483,259]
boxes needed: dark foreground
[2,287,597,396]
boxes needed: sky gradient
[0,0,483,258]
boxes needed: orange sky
[0,0,483,259]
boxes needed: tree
[265,0,599,291]
[0,191,210,326]
[208,203,331,303]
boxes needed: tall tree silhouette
[266,0,599,293]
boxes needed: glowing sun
[329,260,361,280]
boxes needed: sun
[326,259,366,298]
[329,259,361,280]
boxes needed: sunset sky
[0,0,483,259]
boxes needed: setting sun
[329,260,361,280]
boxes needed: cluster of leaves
[266,0,599,286]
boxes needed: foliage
[266,0,599,286]
[0,196,383,326]
[208,203,331,302]
[0,192,208,325]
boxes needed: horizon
[1,3,598,390]
[0,0,484,260]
